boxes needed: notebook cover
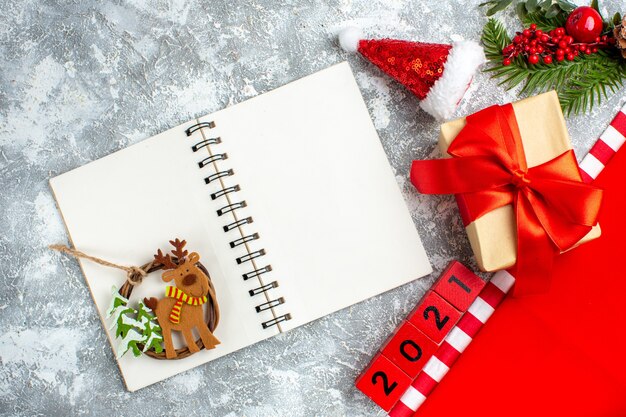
[415,144,626,415]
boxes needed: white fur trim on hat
[419,40,486,121]
[338,27,363,53]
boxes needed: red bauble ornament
[565,6,603,43]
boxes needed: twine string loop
[49,244,153,285]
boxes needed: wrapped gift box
[438,91,601,271]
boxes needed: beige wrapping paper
[438,91,601,271]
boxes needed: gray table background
[1,0,623,415]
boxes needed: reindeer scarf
[165,286,208,324]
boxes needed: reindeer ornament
[51,238,220,360]
[145,239,220,359]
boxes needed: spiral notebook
[50,62,432,391]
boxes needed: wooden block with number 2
[355,353,412,411]
[407,291,461,344]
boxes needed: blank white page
[195,62,431,331]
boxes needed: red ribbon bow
[410,104,603,294]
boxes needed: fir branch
[482,19,511,60]
[559,56,626,115]
[481,18,626,115]
[513,54,609,94]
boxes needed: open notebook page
[50,62,431,392]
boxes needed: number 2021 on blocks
[355,261,485,411]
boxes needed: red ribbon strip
[410,104,603,294]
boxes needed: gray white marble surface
[1,0,623,415]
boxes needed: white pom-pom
[338,27,363,53]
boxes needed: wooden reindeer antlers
[154,239,189,270]
[170,238,188,261]
[154,249,177,270]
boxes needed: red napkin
[416,146,626,416]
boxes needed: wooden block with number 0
[432,261,486,312]
[381,320,438,378]
[355,353,412,411]
[407,291,461,344]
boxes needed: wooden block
[407,291,461,344]
[355,353,412,411]
[432,261,486,312]
[381,320,438,378]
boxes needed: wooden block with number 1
[355,353,413,411]
[407,291,461,344]
[432,261,486,312]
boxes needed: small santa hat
[338,27,485,121]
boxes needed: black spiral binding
[223,216,253,232]
[212,185,240,200]
[262,314,292,329]
[186,121,215,136]
[242,265,272,280]
[230,233,259,248]
[199,153,228,168]
[249,281,278,296]
[189,121,291,330]
[236,249,265,264]
[255,297,285,312]
[205,169,233,184]
[192,137,221,152]
[217,201,247,216]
